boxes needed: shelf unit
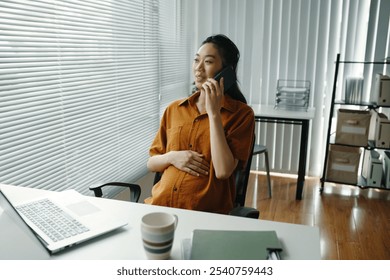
[320,53,390,193]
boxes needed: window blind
[158,0,191,116]
[0,0,164,196]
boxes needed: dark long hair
[201,34,247,104]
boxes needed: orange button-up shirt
[144,91,255,214]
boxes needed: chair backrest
[233,134,255,207]
[153,172,162,185]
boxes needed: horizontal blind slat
[0,0,161,195]
[0,0,188,197]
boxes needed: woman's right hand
[170,150,210,177]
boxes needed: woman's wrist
[208,109,222,123]
[165,151,175,166]
[148,152,175,172]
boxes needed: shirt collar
[179,90,237,113]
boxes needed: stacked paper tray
[275,80,310,111]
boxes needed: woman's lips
[195,76,204,82]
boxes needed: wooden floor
[246,171,390,260]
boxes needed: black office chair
[90,136,259,219]
[229,135,259,219]
[253,118,272,198]
[252,143,272,198]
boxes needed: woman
[145,34,255,214]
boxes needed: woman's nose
[195,62,204,70]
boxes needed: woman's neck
[195,91,206,114]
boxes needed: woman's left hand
[202,77,224,116]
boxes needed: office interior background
[0,0,389,200]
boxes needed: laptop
[0,184,128,258]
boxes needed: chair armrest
[229,206,259,219]
[89,182,141,203]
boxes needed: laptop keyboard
[16,198,90,242]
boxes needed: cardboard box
[372,74,390,106]
[374,113,390,148]
[384,151,390,189]
[326,145,361,184]
[361,149,382,188]
[335,109,371,146]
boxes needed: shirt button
[189,144,192,148]
[173,187,178,192]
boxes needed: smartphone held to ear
[214,66,236,92]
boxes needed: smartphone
[214,66,236,92]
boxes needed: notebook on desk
[0,185,127,258]
[189,229,283,260]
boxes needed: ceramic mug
[141,212,178,260]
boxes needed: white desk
[0,185,320,260]
[251,104,315,120]
[250,104,315,199]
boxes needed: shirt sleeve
[226,106,255,163]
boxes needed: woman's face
[193,43,223,90]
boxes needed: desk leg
[296,120,309,200]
